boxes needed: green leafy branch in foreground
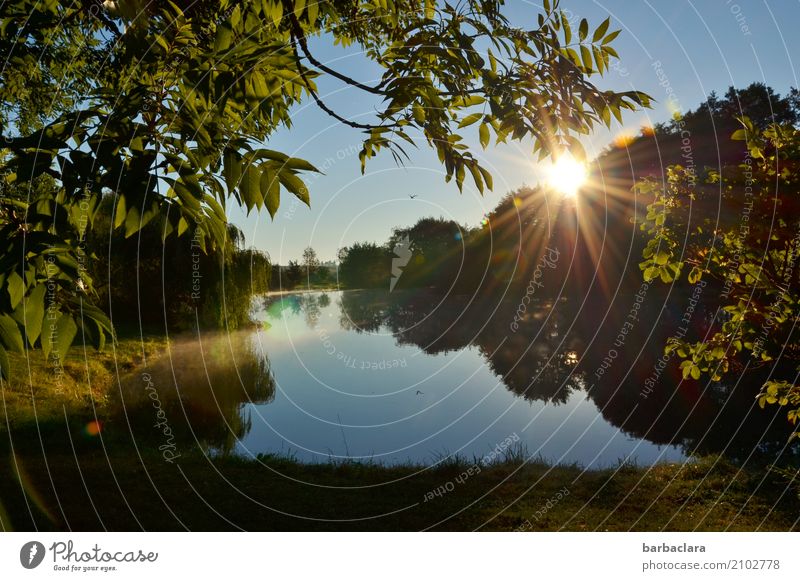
[637,117,800,433]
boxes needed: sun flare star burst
[546,154,588,197]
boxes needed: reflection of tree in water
[332,290,797,463]
[568,297,798,463]
[337,290,396,333]
[263,293,330,329]
[299,294,322,328]
[339,289,587,403]
[114,331,275,454]
[262,295,301,319]
[477,318,586,405]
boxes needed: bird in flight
[409,194,419,199]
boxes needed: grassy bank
[0,336,798,531]
[1,447,797,531]
[1,333,169,428]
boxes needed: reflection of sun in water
[546,154,587,197]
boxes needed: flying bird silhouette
[409,194,418,199]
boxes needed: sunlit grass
[0,335,169,429]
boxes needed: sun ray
[546,154,587,198]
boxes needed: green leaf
[279,172,310,206]
[251,74,270,100]
[562,14,572,44]
[7,272,24,309]
[21,284,46,345]
[0,314,24,353]
[602,30,621,44]
[214,22,233,52]
[478,166,493,191]
[239,164,263,211]
[468,163,484,194]
[580,45,593,71]
[283,157,319,172]
[479,123,490,148]
[593,17,611,43]
[593,46,605,74]
[412,103,426,124]
[114,195,126,229]
[223,150,242,191]
[565,47,581,67]
[654,250,670,265]
[0,346,8,380]
[261,168,280,218]
[424,0,435,19]
[177,216,189,236]
[307,0,318,24]
[578,18,589,41]
[42,313,77,363]
[458,113,482,128]
[268,0,283,26]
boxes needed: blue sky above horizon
[229,0,800,263]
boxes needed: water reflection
[332,289,795,463]
[117,290,796,466]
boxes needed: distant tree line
[335,83,800,303]
[270,246,334,290]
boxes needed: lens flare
[84,420,102,437]
[546,154,587,197]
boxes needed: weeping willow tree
[91,200,272,332]
[89,196,270,332]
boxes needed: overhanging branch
[284,4,386,96]
[287,32,390,131]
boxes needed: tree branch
[284,4,386,96]
[287,32,390,131]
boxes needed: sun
[546,154,587,197]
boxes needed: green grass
[1,446,797,531]
[0,335,798,531]
[0,333,168,429]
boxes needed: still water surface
[117,290,790,467]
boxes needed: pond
[115,289,793,468]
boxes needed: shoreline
[263,287,341,297]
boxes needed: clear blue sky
[228,0,800,263]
